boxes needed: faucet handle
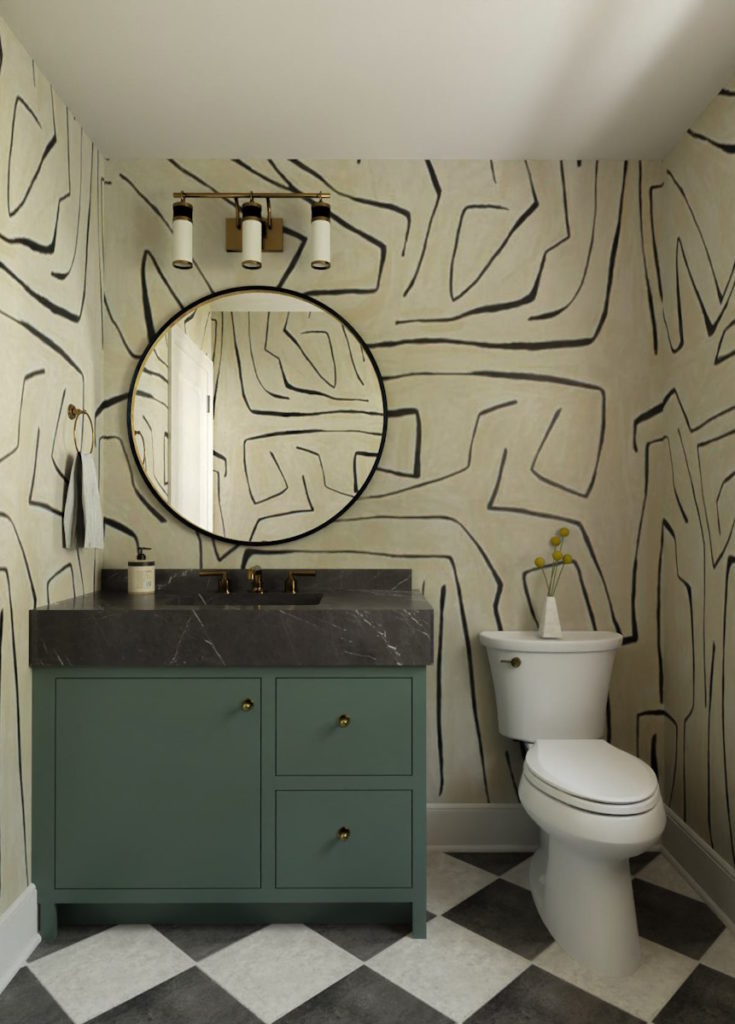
[199,570,230,595]
[285,570,317,594]
[247,565,264,594]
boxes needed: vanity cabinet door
[55,675,261,889]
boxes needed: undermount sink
[158,591,323,607]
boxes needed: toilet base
[520,774,666,977]
[529,832,642,977]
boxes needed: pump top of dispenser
[129,545,153,566]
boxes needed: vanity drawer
[275,675,412,775]
[276,790,412,888]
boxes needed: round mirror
[128,287,386,544]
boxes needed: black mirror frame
[127,286,388,546]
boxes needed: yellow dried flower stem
[535,560,551,590]
[534,527,573,594]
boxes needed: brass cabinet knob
[337,826,351,841]
[241,698,255,712]
[337,714,351,728]
[500,656,522,668]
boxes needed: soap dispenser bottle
[128,545,155,594]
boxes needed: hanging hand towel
[63,452,104,549]
[80,452,104,548]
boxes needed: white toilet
[480,630,665,977]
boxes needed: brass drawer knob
[337,714,351,728]
[337,826,351,841]
[500,656,522,668]
[241,698,255,712]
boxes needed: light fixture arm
[173,190,331,203]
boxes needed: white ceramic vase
[539,595,562,639]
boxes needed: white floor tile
[28,924,193,1024]
[701,927,735,978]
[368,914,528,1022]
[199,923,360,1023]
[634,855,702,900]
[535,937,697,1021]
[501,854,532,891]
[426,849,495,915]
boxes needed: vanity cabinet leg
[411,900,426,939]
[39,900,58,941]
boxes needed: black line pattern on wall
[634,91,735,864]
[0,24,103,909]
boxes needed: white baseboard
[662,809,735,930]
[0,884,39,994]
[427,802,539,850]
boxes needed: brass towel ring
[67,403,95,454]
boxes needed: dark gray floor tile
[655,964,735,1023]
[274,965,452,1024]
[445,879,552,958]
[86,966,261,1023]
[156,923,264,960]
[28,925,111,961]
[633,879,724,958]
[307,921,413,960]
[466,965,644,1024]
[0,967,72,1023]
[629,851,659,874]
[448,851,532,875]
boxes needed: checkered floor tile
[3,852,733,1023]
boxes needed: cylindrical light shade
[241,201,263,269]
[310,201,331,269]
[172,201,193,269]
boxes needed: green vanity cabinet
[32,666,426,941]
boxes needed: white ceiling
[2,0,735,159]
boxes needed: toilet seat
[523,740,661,816]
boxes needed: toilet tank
[479,631,623,740]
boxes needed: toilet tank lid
[525,740,659,805]
[479,630,623,653]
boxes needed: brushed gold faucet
[285,569,316,594]
[247,565,264,594]
[199,570,230,595]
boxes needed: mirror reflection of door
[168,324,214,532]
[130,289,386,545]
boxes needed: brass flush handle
[500,657,522,668]
[337,826,351,841]
[241,698,255,712]
[338,714,351,728]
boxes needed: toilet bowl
[520,739,665,976]
[480,631,665,977]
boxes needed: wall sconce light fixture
[172,200,194,269]
[171,189,331,271]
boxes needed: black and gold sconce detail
[171,189,331,271]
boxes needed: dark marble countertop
[29,569,434,668]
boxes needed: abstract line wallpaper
[634,85,735,867]
[0,18,103,912]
